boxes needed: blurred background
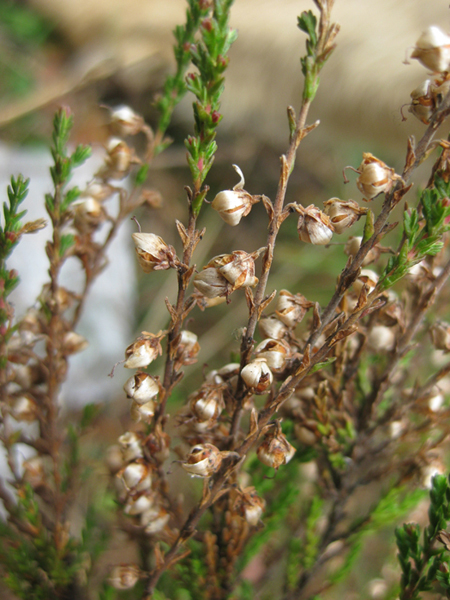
[2,2,450,599]
[1,0,450,418]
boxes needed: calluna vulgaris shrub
[3,1,450,599]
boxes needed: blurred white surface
[0,143,135,408]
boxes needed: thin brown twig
[305,88,450,353]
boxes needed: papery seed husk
[190,386,225,421]
[193,268,231,298]
[298,207,334,245]
[255,338,291,372]
[213,250,258,289]
[121,443,144,463]
[430,321,450,351]
[130,399,155,423]
[22,456,46,488]
[344,236,380,265]
[323,198,364,234]
[409,80,435,124]
[142,508,170,534]
[367,325,395,352]
[105,445,124,473]
[124,335,162,369]
[259,314,287,339]
[11,395,39,422]
[124,492,155,516]
[429,390,444,412]
[241,358,273,392]
[110,105,144,136]
[63,331,89,354]
[211,190,254,226]
[132,232,174,273]
[118,432,144,461]
[411,26,450,72]
[276,290,311,328]
[182,444,223,478]
[120,461,152,491]
[123,372,159,403]
[356,154,399,201]
[109,564,140,590]
[257,434,296,469]
[353,269,379,294]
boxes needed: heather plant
[2,2,450,600]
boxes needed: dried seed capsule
[257,423,296,469]
[428,387,445,412]
[236,487,265,526]
[174,330,200,369]
[355,153,401,201]
[142,506,171,534]
[193,267,231,299]
[118,432,144,462]
[353,269,379,295]
[210,250,259,290]
[83,180,116,202]
[323,198,366,234]
[297,205,334,245]
[275,290,313,328]
[132,232,177,272]
[105,445,124,474]
[189,384,225,422]
[108,564,140,590]
[211,164,259,225]
[22,456,46,488]
[124,332,163,369]
[119,460,152,492]
[367,325,395,352]
[241,358,273,393]
[123,372,160,404]
[73,196,106,233]
[109,105,144,136]
[124,492,155,516]
[343,236,380,265]
[408,80,436,124]
[145,424,171,462]
[255,338,291,372]
[103,137,136,178]
[130,399,156,424]
[181,443,223,478]
[62,331,89,354]
[430,321,450,352]
[258,314,287,340]
[10,395,39,422]
[411,26,450,73]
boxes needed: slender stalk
[305,89,450,352]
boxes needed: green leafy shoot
[184,0,237,209]
[154,0,212,155]
[379,176,450,290]
[396,473,450,600]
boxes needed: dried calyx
[275,290,314,328]
[345,153,401,201]
[181,443,224,478]
[323,198,367,234]
[132,232,178,272]
[257,421,296,469]
[411,26,450,73]
[124,331,164,369]
[294,204,334,245]
[408,77,450,124]
[193,249,262,299]
[211,164,260,225]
